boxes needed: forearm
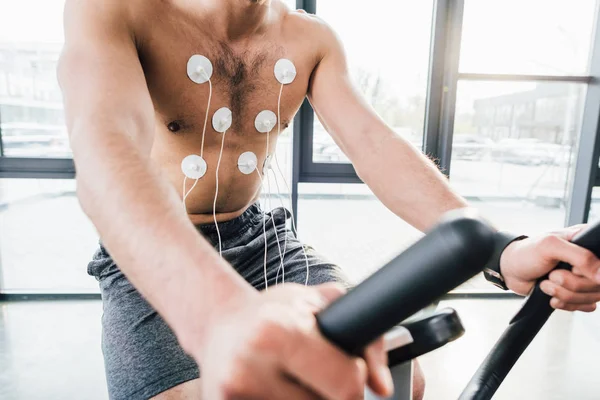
[351,126,467,231]
[72,128,254,349]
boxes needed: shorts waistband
[195,202,263,237]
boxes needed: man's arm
[307,20,467,232]
[59,0,253,350]
[307,19,600,311]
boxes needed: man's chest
[134,15,315,136]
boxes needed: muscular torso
[129,1,320,223]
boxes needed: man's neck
[202,0,274,41]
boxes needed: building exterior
[472,82,584,145]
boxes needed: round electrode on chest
[274,59,297,85]
[255,110,277,133]
[181,155,207,179]
[238,152,258,175]
[212,107,233,133]
[187,55,213,84]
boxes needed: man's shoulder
[281,8,339,59]
[282,7,332,35]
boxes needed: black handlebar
[316,211,496,355]
[459,221,600,400]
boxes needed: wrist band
[483,232,528,290]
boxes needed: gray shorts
[88,203,349,400]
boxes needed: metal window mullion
[423,0,465,175]
[297,0,316,13]
[291,103,304,227]
[566,3,600,225]
[0,158,75,179]
[291,0,316,226]
[0,106,4,157]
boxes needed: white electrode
[187,55,213,84]
[274,59,297,85]
[212,107,233,133]
[255,110,277,133]
[238,151,258,175]
[181,155,207,179]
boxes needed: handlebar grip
[316,211,496,355]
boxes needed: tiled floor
[0,299,598,400]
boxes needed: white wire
[274,153,310,286]
[263,118,285,285]
[256,168,269,291]
[266,163,285,286]
[274,82,310,286]
[183,178,200,210]
[272,167,288,286]
[273,83,287,284]
[182,78,213,212]
[213,129,227,256]
[271,160,289,261]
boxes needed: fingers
[363,337,393,397]
[314,283,347,304]
[537,235,600,284]
[550,299,597,312]
[283,327,368,400]
[549,269,600,293]
[540,278,600,312]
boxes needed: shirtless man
[58,0,600,399]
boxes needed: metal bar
[423,0,450,159]
[291,104,304,226]
[0,157,75,179]
[0,293,101,302]
[299,172,363,184]
[304,0,316,13]
[458,73,593,83]
[437,0,464,175]
[289,1,316,226]
[0,107,4,157]
[423,0,464,175]
[566,3,600,225]
[295,0,360,182]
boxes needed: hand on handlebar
[500,225,600,312]
[196,283,393,400]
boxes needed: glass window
[460,0,597,75]
[451,81,585,234]
[297,183,422,284]
[0,179,99,293]
[312,0,434,163]
[0,0,69,158]
[296,183,517,292]
[450,80,585,292]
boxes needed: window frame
[291,0,600,230]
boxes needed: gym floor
[0,299,598,400]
